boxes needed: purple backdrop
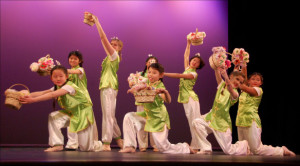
[0,1,228,148]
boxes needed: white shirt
[50,84,75,95]
[109,51,118,61]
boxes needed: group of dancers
[18,13,295,156]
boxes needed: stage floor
[0,147,299,166]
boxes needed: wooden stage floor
[0,147,299,166]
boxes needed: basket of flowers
[4,84,30,110]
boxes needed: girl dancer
[236,66,295,156]
[20,65,102,152]
[91,14,123,151]
[164,39,205,151]
[120,63,195,154]
[192,67,250,155]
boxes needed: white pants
[66,127,78,149]
[123,112,190,154]
[48,111,102,152]
[192,116,248,155]
[100,88,122,144]
[136,105,156,149]
[183,97,202,149]
[238,122,283,156]
[66,120,99,149]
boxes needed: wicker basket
[4,84,30,110]
[83,12,95,26]
[134,90,156,103]
[209,55,219,70]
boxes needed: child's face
[111,40,121,52]
[248,75,262,87]
[189,58,200,69]
[51,69,68,87]
[148,67,163,83]
[69,55,81,67]
[230,75,244,89]
[146,58,157,68]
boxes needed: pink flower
[225,60,231,68]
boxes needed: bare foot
[139,148,147,152]
[116,139,124,149]
[119,147,136,153]
[245,140,252,155]
[44,145,63,152]
[283,146,296,156]
[197,150,212,155]
[189,146,197,154]
[102,144,111,151]
[153,147,159,152]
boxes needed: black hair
[248,72,263,84]
[68,50,83,67]
[141,56,159,77]
[50,65,68,76]
[189,55,205,70]
[50,65,69,111]
[149,63,164,82]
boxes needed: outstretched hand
[19,95,35,104]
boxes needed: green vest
[236,87,263,128]
[205,81,238,132]
[58,81,95,133]
[178,68,198,103]
[68,66,92,104]
[136,81,171,132]
[99,55,120,90]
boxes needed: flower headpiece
[111,36,119,40]
[148,54,153,57]
[195,53,200,57]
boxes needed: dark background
[228,0,299,154]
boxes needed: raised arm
[92,15,116,56]
[20,89,69,104]
[215,68,223,85]
[220,68,239,99]
[164,72,194,79]
[184,39,192,69]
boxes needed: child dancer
[90,14,123,151]
[236,66,295,156]
[120,63,195,154]
[164,39,205,151]
[192,67,250,155]
[65,50,98,150]
[20,65,102,152]
[130,55,159,152]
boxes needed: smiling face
[51,69,68,87]
[68,55,81,68]
[189,57,201,69]
[248,75,262,87]
[147,67,163,83]
[230,75,245,89]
